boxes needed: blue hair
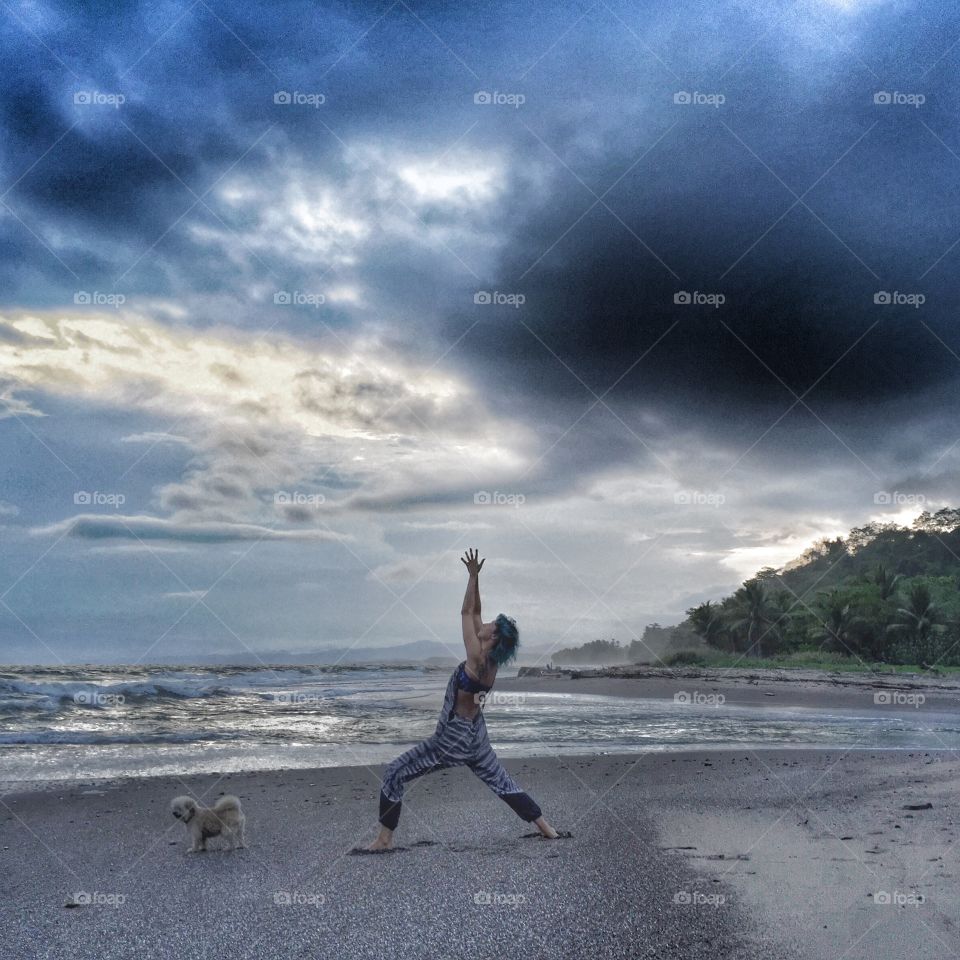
[489,613,520,666]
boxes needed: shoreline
[498,665,960,713]
[5,666,959,790]
[0,742,952,799]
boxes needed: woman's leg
[368,737,448,849]
[467,740,560,838]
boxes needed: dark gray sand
[496,668,960,714]
[2,750,957,960]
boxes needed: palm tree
[811,590,862,656]
[688,601,727,650]
[873,564,901,600]
[888,582,944,666]
[727,581,782,657]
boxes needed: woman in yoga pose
[366,548,560,850]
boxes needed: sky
[1,0,959,664]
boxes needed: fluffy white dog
[170,795,246,852]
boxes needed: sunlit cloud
[0,311,537,531]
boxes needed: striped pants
[378,665,542,830]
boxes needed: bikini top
[456,661,493,695]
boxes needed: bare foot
[533,816,560,839]
[366,827,394,851]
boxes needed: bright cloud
[0,312,536,530]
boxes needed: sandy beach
[498,665,960,713]
[2,745,957,960]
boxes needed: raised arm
[471,566,482,635]
[460,548,485,661]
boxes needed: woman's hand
[460,547,485,576]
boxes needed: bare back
[453,657,498,719]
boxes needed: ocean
[3,663,960,785]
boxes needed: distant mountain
[145,639,561,667]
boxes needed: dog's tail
[213,795,242,814]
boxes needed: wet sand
[498,666,960,714]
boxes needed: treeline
[553,622,698,664]
[685,508,960,666]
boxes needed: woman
[366,548,560,850]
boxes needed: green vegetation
[684,508,960,670]
[663,649,960,673]
[553,621,699,665]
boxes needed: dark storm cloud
[3,0,960,466]
[34,513,347,542]
[453,49,960,448]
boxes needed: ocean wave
[0,665,422,713]
[0,729,257,746]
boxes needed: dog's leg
[192,825,206,852]
[237,819,246,849]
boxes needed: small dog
[170,795,246,853]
